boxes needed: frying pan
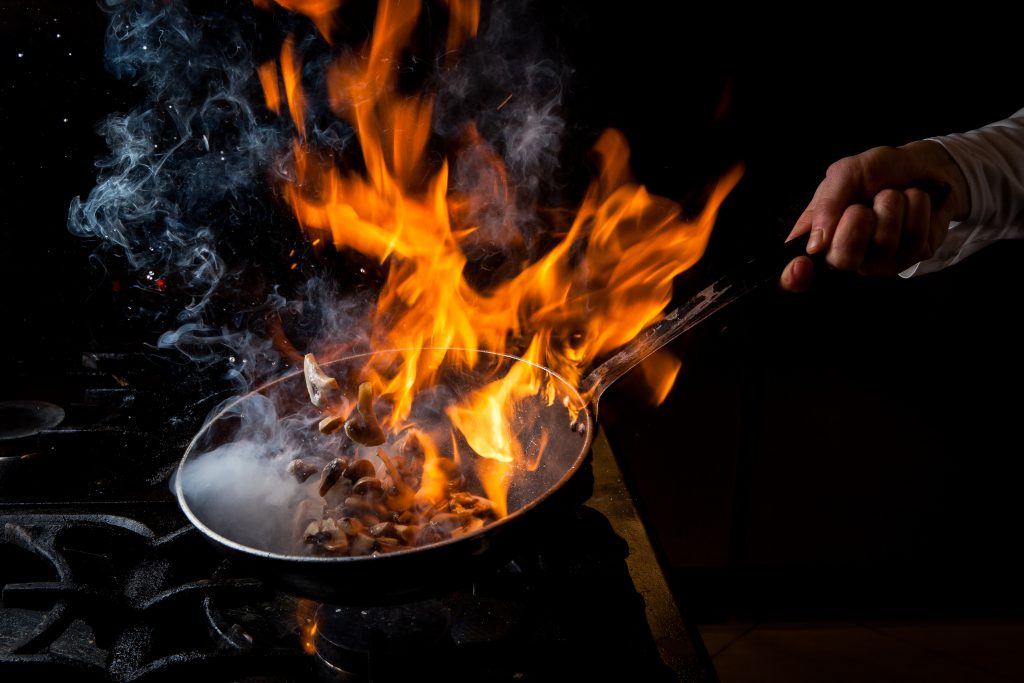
[175,235,810,604]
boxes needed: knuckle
[874,188,903,210]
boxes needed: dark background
[3,0,1022,624]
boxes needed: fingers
[782,142,961,289]
[826,190,936,274]
[800,157,866,253]
[828,204,875,271]
[787,209,813,242]
[899,187,932,264]
[869,189,904,266]
[779,255,814,293]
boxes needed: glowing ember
[256,0,741,527]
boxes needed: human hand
[780,140,969,292]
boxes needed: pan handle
[578,232,816,418]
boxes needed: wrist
[901,139,970,221]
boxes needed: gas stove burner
[313,600,451,681]
[0,401,65,441]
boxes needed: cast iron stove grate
[0,349,694,681]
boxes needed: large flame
[256,0,740,513]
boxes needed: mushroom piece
[450,517,485,538]
[303,353,339,409]
[318,458,349,497]
[449,491,494,516]
[376,449,415,513]
[429,512,465,536]
[287,458,319,483]
[343,382,386,446]
[396,523,419,545]
[303,518,349,553]
[318,414,345,434]
[349,532,376,556]
[369,521,401,539]
[343,458,377,482]
[352,476,384,497]
[343,495,378,518]
[338,516,365,536]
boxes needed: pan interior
[175,349,590,558]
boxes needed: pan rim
[174,346,594,563]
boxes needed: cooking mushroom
[303,353,339,409]
[349,531,376,556]
[318,457,349,497]
[343,458,377,482]
[338,516,364,536]
[449,491,494,516]
[318,414,344,434]
[429,512,464,536]
[343,381,386,446]
[376,449,415,512]
[368,521,401,539]
[352,475,384,496]
[450,516,485,537]
[303,518,349,554]
[286,458,319,483]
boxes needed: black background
[3,1,1022,623]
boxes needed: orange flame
[639,349,683,407]
[254,0,341,41]
[262,0,740,514]
[257,61,281,114]
[295,599,318,654]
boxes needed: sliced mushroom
[449,492,494,516]
[377,449,415,513]
[303,353,339,409]
[343,382,386,446]
[318,458,349,497]
[338,516,365,536]
[349,532,376,556]
[396,510,415,525]
[286,458,319,483]
[429,512,464,536]
[303,518,346,553]
[352,476,384,497]
[412,522,439,544]
[374,536,400,549]
[343,458,377,482]
[396,523,419,545]
[369,521,401,539]
[343,495,377,517]
[318,414,345,434]
[450,516,485,538]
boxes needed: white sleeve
[901,106,1024,277]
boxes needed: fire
[295,598,319,654]
[639,350,683,407]
[256,1,740,515]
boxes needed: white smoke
[72,0,578,552]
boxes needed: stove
[3,1,719,679]
[0,350,715,681]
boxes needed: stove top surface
[1,349,711,682]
